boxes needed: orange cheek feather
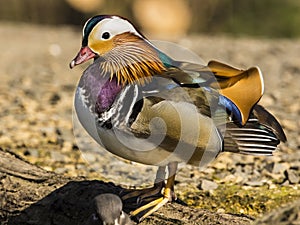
[89,37,114,55]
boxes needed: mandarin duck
[70,15,286,222]
[84,193,134,225]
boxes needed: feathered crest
[100,33,166,85]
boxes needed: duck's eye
[101,32,111,40]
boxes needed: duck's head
[70,15,145,68]
[70,15,167,84]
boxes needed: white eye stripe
[93,17,142,40]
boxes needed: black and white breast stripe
[97,84,143,129]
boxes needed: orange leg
[129,162,178,222]
[121,166,166,202]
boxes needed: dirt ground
[0,22,300,223]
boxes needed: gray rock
[261,169,285,183]
[272,163,290,174]
[199,179,218,191]
[285,169,300,184]
[245,180,265,187]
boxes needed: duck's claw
[120,181,165,211]
[122,168,177,223]
[129,187,174,222]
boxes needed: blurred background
[1,0,300,38]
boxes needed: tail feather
[252,105,287,142]
[223,109,285,155]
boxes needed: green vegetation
[1,0,300,38]
[190,0,300,38]
[178,184,300,217]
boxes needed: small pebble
[54,167,68,174]
[285,169,300,184]
[272,162,290,174]
[24,148,39,158]
[217,208,225,213]
[62,141,73,152]
[222,174,239,183]
[199,179,218,191]
[51,151,66,162]
[245,180,265,187]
